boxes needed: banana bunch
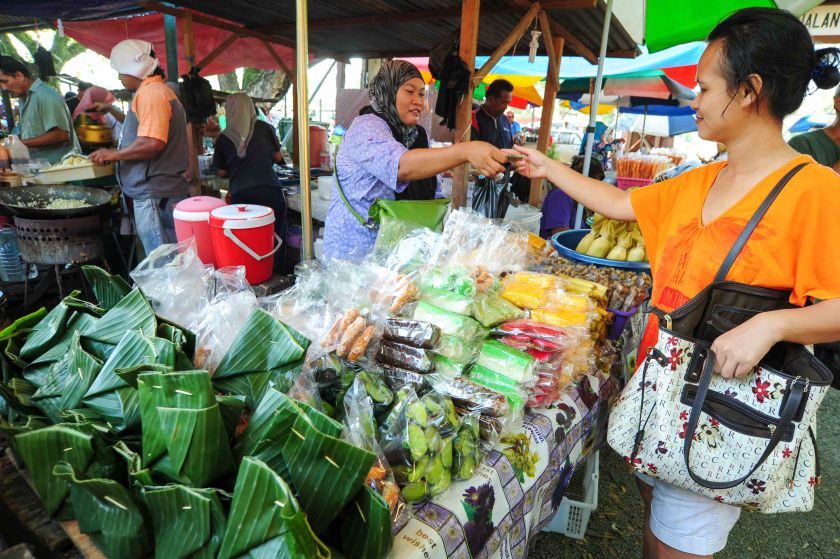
[575,214,647,262]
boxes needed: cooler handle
[222,228,282,261]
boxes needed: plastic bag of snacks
[379,389,461,502]
[500,271,564,309]
[261,260,335,342]
[343,376,407,524]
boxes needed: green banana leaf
[235,388,299,474]
[81,265,131,310]
[82,288,157,344]
[15,425,95,517]
[19,303,71,361]
[280,411,375,534]
[31,354,71,423]
[31,313,98,366]
[218,456,330,559]
[0,307,47,340]
[53,461,149,559]
[112,441,154,487]
[59,333,103,411]
[62,292,106,317]
[216,394,247,439]
[214,310,310,378]
[0,415,49,465]
[339,486,393,559]
[0,376,40,416]
[157,317,196,361]
[144,485,227,559]
[212,372,272,410]
[83,331,157,433]
[137,370,234,487]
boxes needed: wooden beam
[452,0,480,210]
[196,33,238,71]
[537,9,559,92]
[258,5,512,33]
[508,0,598,63]
[530,36,564,207]
[292,75,300,168]
[474,3,541,83]
[183,12,196,66]
[541,0,597,8]
[262,41,292,76]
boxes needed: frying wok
[0,185,113,218]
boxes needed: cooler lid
[174,196,227,222]
[209,204,274,229]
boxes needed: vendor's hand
[90,101,113,113]
[89,148,118,165]
[465,141,506,177]
[504,145,551,179]
[709,313,782,379]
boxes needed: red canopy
[63,12,296,78]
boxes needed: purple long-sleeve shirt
[323,114,409,261]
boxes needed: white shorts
[638,474,741,556]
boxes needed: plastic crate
[616,176,654,190]
[544,450,599,540]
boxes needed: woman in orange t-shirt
[510,8,840,559]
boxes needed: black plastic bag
[472,167,517,219]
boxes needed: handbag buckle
[792,376,810,393]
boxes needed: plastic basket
[616,176,654,190]
[607,305,640,340]
[551,230,651,273]
[544,451,599,540]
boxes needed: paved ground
[529,388,840,559]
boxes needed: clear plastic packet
[500,271,564,309]
[376,340,435,373]
[452,411,483,480]
[383,318,440,349]
[472,290,524,328]
[130,239,213,327]
[342,376,407,525]
[381,365,432,395]
[192,267,257,374]
[261,261,334,343]
[475,339,536,384]
[320,307,380,363]
[373,226,440,278]
[378,389,461,502]
[304,352,356,417]
[428,209,529,275]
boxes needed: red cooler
[209,204,281,284]
[173,196,227,266]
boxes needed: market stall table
[391,371,617,559]
[285,190,330,223]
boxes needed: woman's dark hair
[571,155,605,181]
[707,8,840,120]
[0,56,32,79]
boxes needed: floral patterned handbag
[608,163,834,512]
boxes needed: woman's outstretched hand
[503,145,553,179]
[465,141,507,177]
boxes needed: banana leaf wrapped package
[213,309,310,408]
[137,369,234,487]
[143,484,228,559]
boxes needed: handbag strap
[682,350,809,490]
[334,166,376,229]
[714,162,808,282]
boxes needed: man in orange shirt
[91,39,189,255]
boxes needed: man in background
[788,84,840,171]
[506,110,523,145]
[0,55,80,163]
[90,39,189,255]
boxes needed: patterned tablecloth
[390,372,618,559]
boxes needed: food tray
[551,229,650,272]
[34,162,115,183]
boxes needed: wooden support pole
[292,77,300,168]
[262,41,292,76]
[537,10,560,92]
[474,3,541,84]
[183,12,196,67]
[163,12,179,80]
[197,33,239,71]
[530,36,564,207]
[336,62,346,90]
[452,0,480,210]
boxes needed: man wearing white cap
[91,39,189,255]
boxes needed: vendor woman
[323,60,506,262]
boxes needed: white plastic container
[503,203,542,235]
[35,162,114,183]
[544,450,599,540]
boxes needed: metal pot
[0,185,113,219]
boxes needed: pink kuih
[209,204,280,284]
[173,196,227,266]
